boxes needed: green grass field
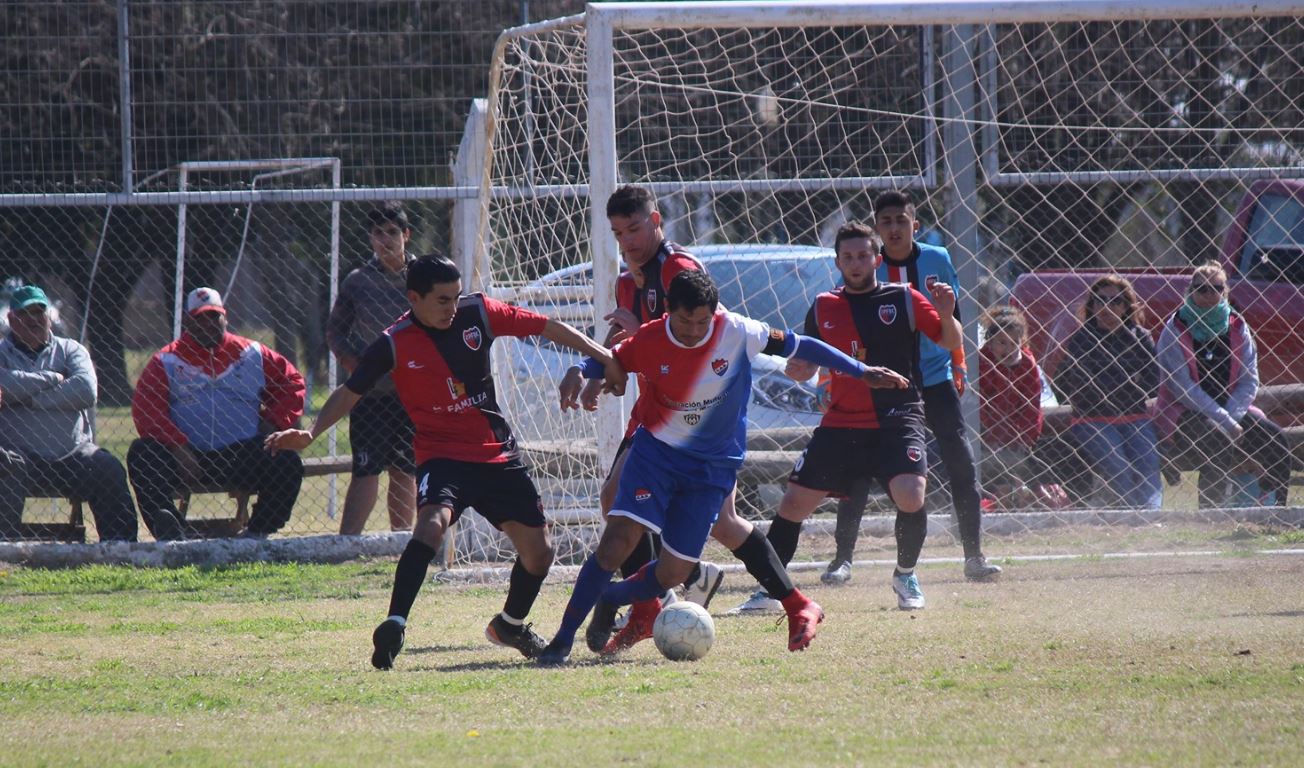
[2,552,1302,766]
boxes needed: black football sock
[731,526,795,601]
[619,532,656,578]
[834,489,868,564]
[387,539,437,620]
[894,508,928,572]
[502,557,547,622]
[766,516,803,567]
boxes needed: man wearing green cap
[0,284,138,541]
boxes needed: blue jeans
[1069,420,1162,509]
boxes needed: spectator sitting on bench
[0,284,138,541]
[129,287,306,540]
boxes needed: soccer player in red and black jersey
[748,221,961,611]
[265,255,615,670]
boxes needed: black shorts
[351,393,416,477]
[788,419,928,497]
[415,457,546,529]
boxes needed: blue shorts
[610,433,736,562]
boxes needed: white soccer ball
[652,601,715,661]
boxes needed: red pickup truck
[1011,179,1304,424]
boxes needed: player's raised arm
[923,281,963,351]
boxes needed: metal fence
[1,1,1302,567]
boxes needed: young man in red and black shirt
[738,221,961,612]
[266,255,615,670]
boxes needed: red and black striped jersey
[615,240,703,324]
[804,284,942,428]
[346,293,548,464]
[614,240,703,437]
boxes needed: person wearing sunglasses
[1154,263,1291,508]
[1054,275,1162,509]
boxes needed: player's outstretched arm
[927,282,963,351]
[788,333,909,389]
[265,384,362,454]
[541,319,613,367]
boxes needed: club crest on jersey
[684,413,701,426]
[634,488,652,503]
[878,305,898,324]
[925,274,939,290]
[462,326,482,350]
[447,377,466,399]
[906,446,923,463]
[646,291,658,316]
[660,364,670,375]
[712,358,729,376]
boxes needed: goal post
[477,0,1304,568]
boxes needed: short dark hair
[367,201,411,231]
[834,221,881,255]
[606,185,657,219]
[406,254,459,295]
[872,191,915,219]
[666,269,718,313]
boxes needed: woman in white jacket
[1154,263,1291,507]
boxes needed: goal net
[468,0,1304,570]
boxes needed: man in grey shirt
[0,285,138,541]
[325,203,418,535]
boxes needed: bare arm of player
[860,366,911,389]
[541,319,614,368]
[603,308,641,341]
[929,282,963,351]
[264,384,362,454]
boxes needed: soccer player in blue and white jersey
[537,270,909,666]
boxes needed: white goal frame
[480,0,1304,471]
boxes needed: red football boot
[600,597,661,655]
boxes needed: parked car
[1010,179,1304,427]
[493,244,840,436]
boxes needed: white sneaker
[964,556,1002,582]
[821,559,852,585]
[683,561,725,609]
[892,571,926,610]
[727,589,784,615]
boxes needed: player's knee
[889,476,927,513]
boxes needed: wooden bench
[16,454,354,543]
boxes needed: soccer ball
[652,602,715,661]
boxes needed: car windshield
[709,257,840,329]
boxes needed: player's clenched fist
[860,366,910,389]
[927,281,956,316]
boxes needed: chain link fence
[2,1,1302,568]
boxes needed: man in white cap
[0,284,139,541]
[128,287,306,539]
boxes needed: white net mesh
[478,8,1304,568]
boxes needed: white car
[493,244,841,438]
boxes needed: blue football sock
[602,560,667,606]
[552,555,614,648]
